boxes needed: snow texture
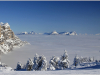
[0,62,13,72]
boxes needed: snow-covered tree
[61,50,68,60]
[95,60,100,65]
[49,50,70,70]
[59,50,70,69]
[79,56,83,64]
[26,58,34,71]
[33,53,39,70]
[16,62,23,70]
[89,57,94,62]
[80,56,88,63]
[33,53,47,71]
[73,55,80,66]
[49,56,60,69]
[39,55,47,71]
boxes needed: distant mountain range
[17,31,37,35]
[17,31,77,35]
[44,31,77,35]
[95,33,100,35]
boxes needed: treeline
[15,50,100,71]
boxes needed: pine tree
[39,55,47,71]
[49,56,60,69]
[33,54,47,71]
[16,62,22,70]
[59,50,70,69]
[33,53,39,70]
[26,58,34,71]
[73,55,80,67]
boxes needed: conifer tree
[16,62,22,70]
[33,53,47,71]
[49,56,60,69]
[26,58,34,71]
[59,50,70,69]
[73,55,80,67]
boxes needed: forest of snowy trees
[0,49,100,71]
[14,50,100,71]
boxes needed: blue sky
[0,1,100,34]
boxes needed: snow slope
[0,35,100,74]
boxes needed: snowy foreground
[1,35,100,74]
[0,69,100,75]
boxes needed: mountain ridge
[17,31,77,35]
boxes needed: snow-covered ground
[0,69,100,75]
[0,35,100,74]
